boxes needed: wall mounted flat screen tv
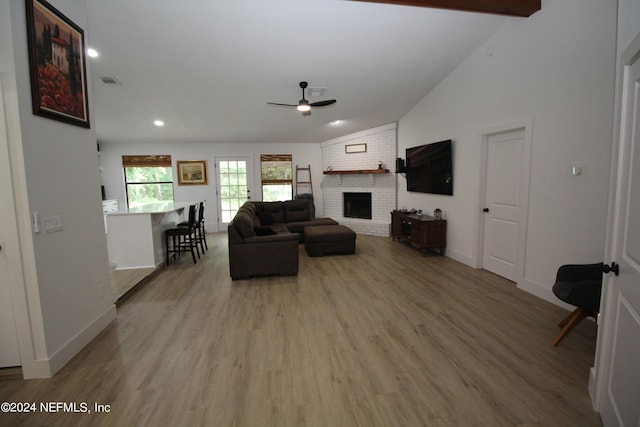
[405,139,453,195]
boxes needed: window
[123,155,174,210]
[260,154,292,201]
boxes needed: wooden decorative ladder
[295,164,313,196]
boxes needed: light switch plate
[43,215,63,233]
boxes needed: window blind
[122,155,172,167]
[260,154,292,184]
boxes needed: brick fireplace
[320,123,397,236]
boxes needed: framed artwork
[25,0,90,128]
[345,143,367,154]
[177,160,208,185]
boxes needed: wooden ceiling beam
[348,0,541,17]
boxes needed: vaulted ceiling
[86,0,538,145]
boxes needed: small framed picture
[345,143,367,154]
[177,160,208,185]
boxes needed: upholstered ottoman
[304,225,356,257]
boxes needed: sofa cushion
[254,226,276,236]
[258,202,285,223]
[286,218,339,235]
[243,202,256,215]
[284,199,311,222]
[233,210,256,238]
[294,194,315,218]
[268,223,290,234]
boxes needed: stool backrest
[198,201,206,223]
[188,204,197,227]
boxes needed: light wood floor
[110,266,157,302]
[0,233,601,426]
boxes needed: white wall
[398,0,617,303]
[99,140,323,231]
[3,0,116,377]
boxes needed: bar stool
[165,204,199,265]
[197,200,208,252]
[179,201,207,253]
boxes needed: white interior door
[216,157,251,230]
[0,250,21,368]
[0,76,21,368]
[482,129,526,282]
[597,38,640,427]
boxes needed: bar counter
[105,204,185,270]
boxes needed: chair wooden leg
[165,233,171,266]
[165,233,180,266]
[558,308,580,327]
[193,230,201,259]
[197,228,206,253]
[177,235,183,256]
[552,307,593,346]
[201,225,208,251]
[189,234,197,264]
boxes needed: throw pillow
[254,226,276,236]
[258,211,274,225]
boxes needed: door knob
[603,262,619,276]
[483,208,490,213]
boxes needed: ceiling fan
[267,81,336,116]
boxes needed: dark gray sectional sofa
[228,200,337,280]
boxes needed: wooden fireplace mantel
[323,169,390,175]
[323,168,390,185]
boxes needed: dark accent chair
[551,263,603,346]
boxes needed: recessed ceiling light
[329,120,344,126]
[154,120,165,127]
[87,48,99,58]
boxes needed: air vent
[99,76,121,85]
[307,87,325,97]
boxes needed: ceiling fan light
[297,101,311,112]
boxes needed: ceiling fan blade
[267,102,298,107]
[310,99,337,107]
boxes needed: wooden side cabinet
[390,210,446,255]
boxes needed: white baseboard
[21,358,55,379]
[446,249,474,267]
[444,255,573,311]
[588,367,598,409]
[42,305,117,378]
[517,277,572,308]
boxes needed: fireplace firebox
[343,192,372,219]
